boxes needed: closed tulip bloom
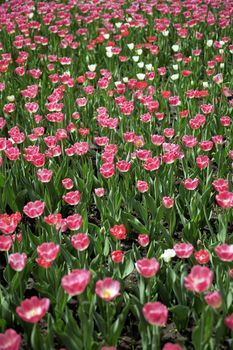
[204,291,222,309]
[63,191,81,205]
[215,244,233,261]
[138,234,150,247]
[224,314,233,331]
[65,214,82,230]
[212,178,228,192]
[71,233,89,251]
[194,250,210,264]
[61,269,91,296]
[110,224,126,240]
[215,192,233,208]
[162,196,174,208]
[184,266,213,292]
[62,178,74,189]
[0,212,21,235]
[16,297,50,323]
[37,242,60,268]
[143,302,168,326]
[37,168,53,183]
[0,235,13,251]
[136,180,149,193]
[94,188,105,197]
[111,250,124,263]
[174,243,194,258]
[0,329,21,350]
[9,252,27,272]
[196,155,209,169]
[135,258,160,278]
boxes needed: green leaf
[110,303,130,345]
[122,257,134,279]
[192,307,214,350]
[0,173,5,187]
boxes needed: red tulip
[9,253,27,272]
[111,250,124,263]
[215,192,233,208]
[37,242,60,268]
[204,291,222,309]
[95,277,120,301]
[212,179,228,192]
[183,178,199,190]
[23,201,45,218]
[110,224,126,240]
[0,329,21,350]
[94,188,105,197]
[215,244,233,261]
[135,258,160,278]
[62,178,74,189]
[0,213,21,235]
[194,250,210,264]
[136,180,149,193]
[162,343,183,350]
[0,235,13,251]
[196,155,209,169]
[62,269,91,296]
[71,233,89,251]
[63,191,81,205]
[37,168,53,183]
[143,302,168,326]
[16,296,50,323]
[65,214,82,230]
[162,196,174,208]
[224,314,233,330]
[137,234,150,247]
[174,243,194,258]
[184,266,213,292]
[100,163,115,178]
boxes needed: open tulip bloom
[0,0,233,348]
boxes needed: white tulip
[106,51,113,58]
[162,30,169,36]
[171,74,179,80]
[127,43,134,50]
[114,81,122,87]
[137,62,144,68]
[160,249,176,263]
[173,64,178,70]
[136,49,143,55]
[172,44,180,52]
[123,77,129,83]
[202,81,209,88]
[7,95,15,102]
[88,64,96,72]
[207,39,213,47]
[145,64,153,70]
[136,73,145,80]
[132,56,139,62]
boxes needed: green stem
[152,326,160,350]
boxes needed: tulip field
[0,0,233,349]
